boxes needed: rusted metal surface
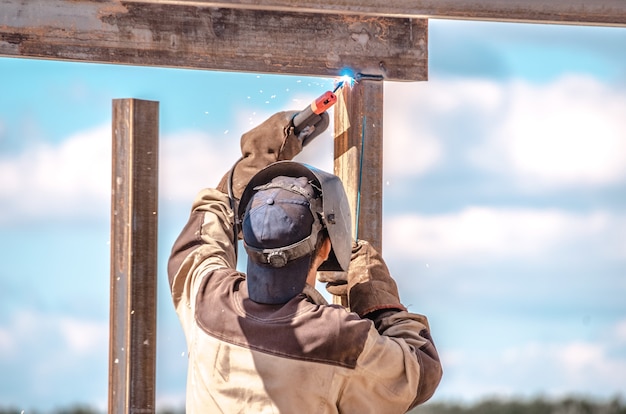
[334,80,384,253]
[330,81,384,308]
[129,0,626,27]
[109,99,159,414]
[0,0,428,81]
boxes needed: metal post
[332,80,384,306]
[109,98,159,414]
[334,80,384,252]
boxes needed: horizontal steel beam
[133,0,626,27]
[0,0,428,81]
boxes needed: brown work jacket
[168,188,442,413]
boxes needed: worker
[168,109,442,413]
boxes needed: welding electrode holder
[291,91,337,146]
[290,73,383,146]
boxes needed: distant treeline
[412,396,626,414]
[2,397,625,414]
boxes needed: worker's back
[182,268,430,414]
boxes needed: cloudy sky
[1,18,625,411]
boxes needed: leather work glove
[217,110,329,199]
[325,240,406,318]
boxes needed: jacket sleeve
[339,240,442,412]
[339,311,443,413]
[376,311,442,409]
[167,188,237,320]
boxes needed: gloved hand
[217,110,329,200]
[324,240,406,318]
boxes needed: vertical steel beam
[332,80,384,307]
[334,80,384,252]
[109,99,159,414]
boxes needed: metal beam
[331,80,384,308]
[109,98,159,413]
[0,0,428,81]
[334,80,384,252]
[131,0,626,27]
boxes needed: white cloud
[383,78,504,179]
[383,83,442,177]
[58,317,108,355]
[0,102,335,223]
[438,329,626,402]
[6,75,624,224]
[382,76,626,189]
[471,75,626,189]
[513,339,626,395]
[0,310,108,409]
[160,129,240,202]
[384,207,623,260]
[0,326,15,356]
[0,124,243,222]
[0,310,108,357]
[160,102,339,205]
[159,103,337,205]
[616,320,626,343]
[0,125,111,223]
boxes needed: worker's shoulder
[195,272,374,367]
[305,299,369,329]
[283,298,373,368]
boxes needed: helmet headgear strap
[243,180,324,268]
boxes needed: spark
[333,74,356,92]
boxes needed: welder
[168,100,442,412]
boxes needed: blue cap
[242,176,322,304]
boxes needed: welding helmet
[238,161,352,304]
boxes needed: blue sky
[1,19,625,411]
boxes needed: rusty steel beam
[331,80,384,308]
[0,0,428,81]
[131,0,626,27]
[109,98,159,413]
[334,80,384,253]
